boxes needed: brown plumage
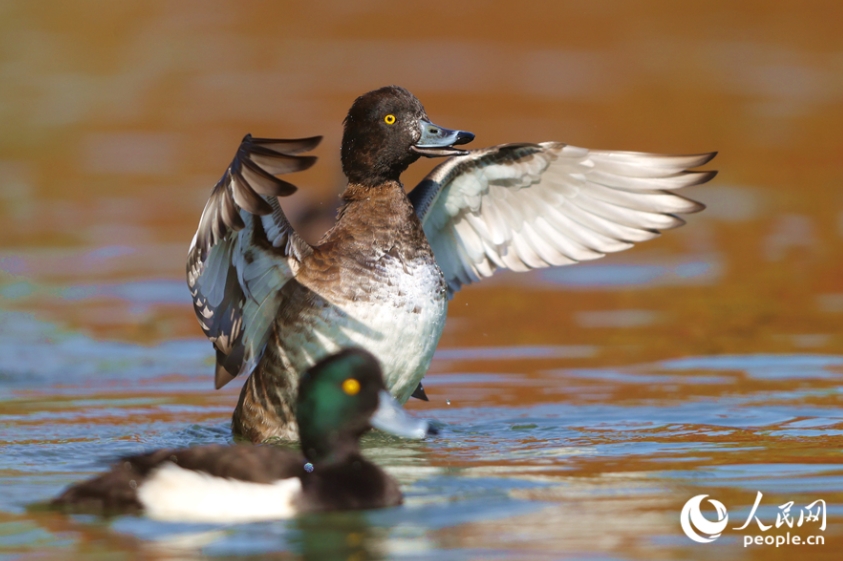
[231,181,446,442]
[186,86,716,442]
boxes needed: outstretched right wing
[186,134,321,389]
[410,143,715,296]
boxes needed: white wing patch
[138,463,302,523]
[413,143,715,295]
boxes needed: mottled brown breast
[297,181,447,303]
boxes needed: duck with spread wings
[186,85,716,442]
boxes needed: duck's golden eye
[342,378,361,396]
[384,114,396,125]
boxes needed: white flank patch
[137,463,302,523]
[332,293,445,402]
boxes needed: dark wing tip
[215,361,236,390]
[691,169,718,188]
[194,130,324,256]
[214,340,244,389]
[659,214,687,231]
[684,169,718,187]
[230,168,273,215]
[694,151,718,167]
[239,158,299,197]
[249,135,322,155]
[410,382,429,401]
[686,198,707,213]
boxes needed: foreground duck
[187,85,717,442]
[52,349,427,522]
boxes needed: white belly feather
[331,293,445,402]
[138,463,302,523]
[277,258,447,403]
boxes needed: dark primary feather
[410,381,429,401]
[186,135,321,389]
[409,143,716,296]
[189,134,320,266]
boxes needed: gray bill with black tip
[411,118,474,157]
[370,390,430,439]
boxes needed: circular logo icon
[680,494,729,543]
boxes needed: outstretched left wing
[409,142,716,296]
[187,135,321,389]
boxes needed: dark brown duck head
[341,86,474,186]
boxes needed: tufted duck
[51,349,427,522]
[186,85,716,442]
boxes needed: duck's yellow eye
[342,378,361,396]
[384,114,396,125]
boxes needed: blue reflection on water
[59,280,190,305]
[2,312,843,558]
[660,354,843,380]
[533,254,723,289]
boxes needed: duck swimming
[186,85,717,442]
[51,349,427,522]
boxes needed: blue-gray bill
[370,390,430,439]
[411,118,474,157]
